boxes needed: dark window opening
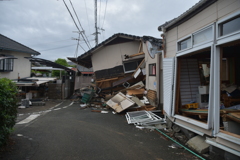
[123,59,143,73]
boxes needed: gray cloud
[0,0,199,61]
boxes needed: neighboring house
[68,33,162,107]
[68,61,94,90]
[159,0,240,157]
[0,34,40,79]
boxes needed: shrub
[0,78,18,147]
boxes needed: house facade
[159,0,240,157]
[0,34,40,80]
[68,33,162,107]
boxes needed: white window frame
[216,10,240,45]
[177,35,192,53]
[215,11,240,143]
[173,45,214,129]
[173,24,215,129]
[192,25,214,48]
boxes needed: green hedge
[0,78,18,147]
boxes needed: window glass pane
[10,59,13,70]
[149,63,156,76]
[0,60,3,70]
[178,37,191,51]
[193,27,212,45]
[221,16,240,36]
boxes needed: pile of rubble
[75,81,166,131]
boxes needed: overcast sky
[0,0,200,61]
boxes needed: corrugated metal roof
[0,34,40,55]
[158,0,218,31]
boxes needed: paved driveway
[1,100,199,160]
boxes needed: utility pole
[94,0,98,46]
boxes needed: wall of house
[0,51,32,79]
[165,0,240,58]
[91,41,140,72]
[143,42,158,91]
[143,41,164,108]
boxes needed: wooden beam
[129,52,145,58]
[132,58,145,77]
[220,130,240,139]
[96,77,118,83]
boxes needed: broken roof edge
[158,0,218,32]
[78,33,142,59]
[142,36,162,47]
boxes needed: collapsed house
[68,33,162,109]
[159,0,240,157]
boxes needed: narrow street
[1,101,199,160]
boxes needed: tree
[52,58,74,78]
[0,78,18,147]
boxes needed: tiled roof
[78,33,142,59]
[0,34,40,55]
[158,0,218,31]
[67,33,162,68]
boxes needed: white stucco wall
[165,0,240,58]
[143,42,158,91]
[0,51,32,79]
[91,41,140,72]
[143,41,163,104]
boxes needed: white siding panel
[218,0,240,19]
[163,58,175,116]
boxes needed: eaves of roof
[67,33,162,68]
[158,0,218,32]
[0,34,40,55]
[79,33,142,59]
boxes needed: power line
[101,0,108,30]
[62,0,91,50]
[84,0,91,36]
[29,38,71,46]
[39,40,93,52]
[39,44,76,52]
[68,0,92,49]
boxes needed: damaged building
[68,33,163,109]
[159,0,240,158]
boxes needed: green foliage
[0,78,18,147]
[52,58,72,78]
[55,58,69,66]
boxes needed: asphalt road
[1,100,199,160]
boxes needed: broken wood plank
[96,77,118,83]
[220,130,240,139]
[129,52,145,58]
[132,58,145,78]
